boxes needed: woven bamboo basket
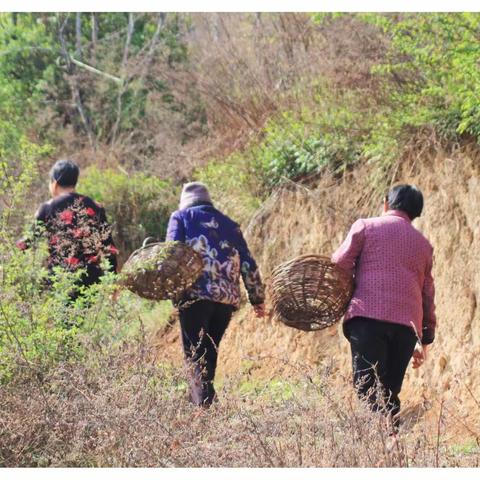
[270,254,353,331]
[121,239,204,301]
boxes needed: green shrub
[196,102,363,217]
[0,237,151,383]
[354,13,480,151]
[0,143,132,383]
[254,113,360,188]
[309,13,480,174]
[79,167,178,260]
[0,108,135,383]
[359,13,480,140]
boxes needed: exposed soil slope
[154,150,480,433]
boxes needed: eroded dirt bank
[154,150,480,434]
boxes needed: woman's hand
[253,304,266,318]
[412,345,429,369]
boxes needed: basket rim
[126,239,184,264]
[270,253,348,277]
[122,240,204,301]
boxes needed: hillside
[153,147,480,440]
[2,12,480,466]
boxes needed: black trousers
[343,316,417,427]
[179,300,234,406]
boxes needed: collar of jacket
[384,209,413,223]
[183,201,214,209]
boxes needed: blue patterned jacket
[166,203,265,309]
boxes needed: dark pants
[343,316,417,428]
[179,300,234,406]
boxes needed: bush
[352,13,480,158]
[308,13,480,175]
[2,354,479,466]
[0,247,117,383]
[254,112,360,188]
[0,172,170,388]
[195,101,364,219]
[0,237,163,385]
[364,13,480,140]
[193,102,361,220]
[79,167,178,261]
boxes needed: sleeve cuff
[421,327,435,345]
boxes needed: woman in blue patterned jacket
[166,182,266,407]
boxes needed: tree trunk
[91,13,98,62]
[111,13,135,146]
[121,13,135,68]
[139,13,166,81]
[58,14,96,152]
[75,13,82,59]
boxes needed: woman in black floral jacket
[17,160,118,294]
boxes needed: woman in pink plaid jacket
[332,184,436,430]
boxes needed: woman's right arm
[165,211,185,242]
[233,226,265,308]
[412,247,436,369]
[421,248,436,345]
[331,219,366,275]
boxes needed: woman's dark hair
[49,160,79,187]
[386,184,424,220]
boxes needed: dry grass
[148,13,388,172]
[1,334,479,468]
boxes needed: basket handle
[142,237,158,248]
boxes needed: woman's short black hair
[386,184,424,220]
[49,160,79,187]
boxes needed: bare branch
[70,57,123,85]
[58,13,96,152]
[111,13,136,147]
[91,13,98,50]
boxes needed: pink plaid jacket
[332,210,436,344]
